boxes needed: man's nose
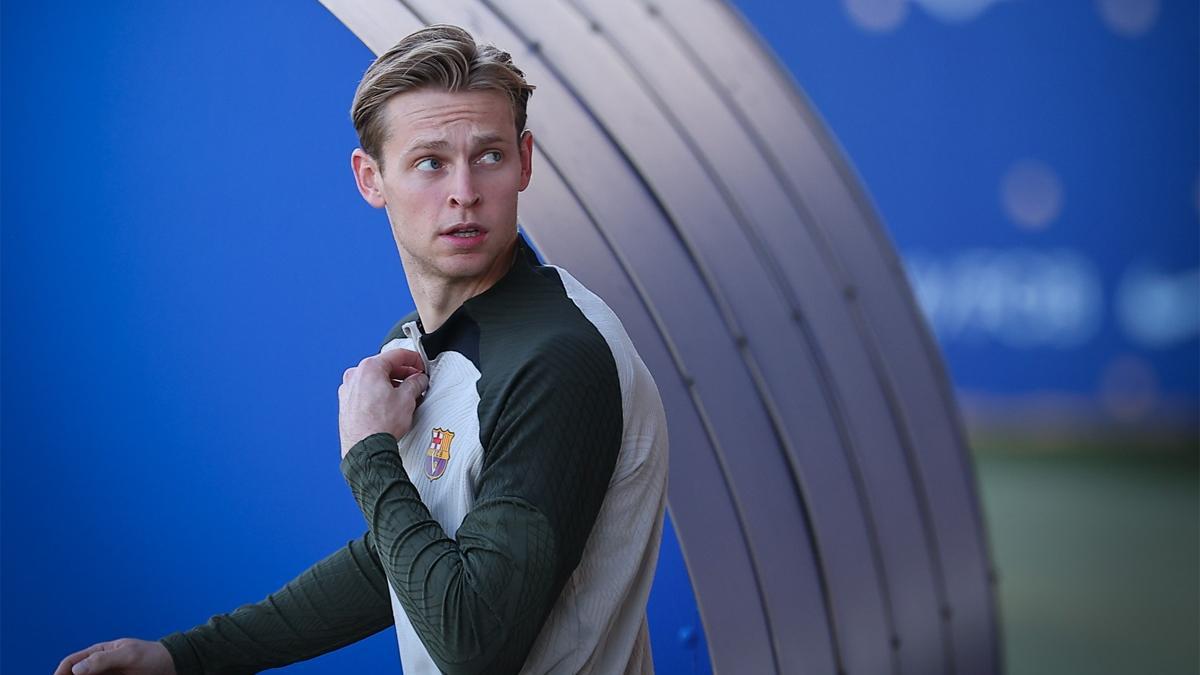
[448,168,480,208]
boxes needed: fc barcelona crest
[425,427,455,480]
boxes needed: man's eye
[416,158,442,171]
[477,151,502,165]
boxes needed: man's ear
[517,130,534,192]
[351,148,387,208]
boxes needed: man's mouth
[442,223,486,237]
[439,223,488,248]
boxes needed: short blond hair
[350,24,535,170]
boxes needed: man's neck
[408,243,518,333]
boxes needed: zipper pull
[401,320,432,374]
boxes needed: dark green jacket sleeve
[339,336,622,675]
[157,531,394,674]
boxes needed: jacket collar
[416,231,541,346]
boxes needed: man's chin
[435,257,503,284]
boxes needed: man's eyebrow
[471,132,508,147]
[402,138,450,154]
[400,133,510,155]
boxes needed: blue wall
[1,3,711,673]
[732,0,1198,425]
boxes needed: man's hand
[339,348,429,458]
[53,638,175,675]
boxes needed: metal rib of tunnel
[317,1,1002,673]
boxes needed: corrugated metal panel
[647,2,1001,672]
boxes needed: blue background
[2,3,707,673]
[733,0,1198,424]
[3,1,1196,674]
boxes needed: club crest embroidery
[425,428,455,480]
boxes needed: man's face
[353,88,533,288]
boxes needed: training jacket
[160,235,669,674]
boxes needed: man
[54,24,668,675]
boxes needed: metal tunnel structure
[318,1,1002,673]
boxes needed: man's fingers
[53,642,116,675]
[376,348,425,376]
[73,647,121,674]
[54,652,84,675]
[344,366,421,390]
[399,373,429,400]
[391,366,421,382]
[343,350,423,385]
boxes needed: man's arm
[157,531,395,674]
[339,337,623,675]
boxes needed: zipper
[401,320,432,373]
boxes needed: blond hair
[350,24,535,171]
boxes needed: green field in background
[973,438,1198,675]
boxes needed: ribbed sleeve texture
[339,433,562,675]
[157,530,394,674]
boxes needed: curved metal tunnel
[317,1,1002,673]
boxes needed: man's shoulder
[483,267,614,364]
[485,312,611,376]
